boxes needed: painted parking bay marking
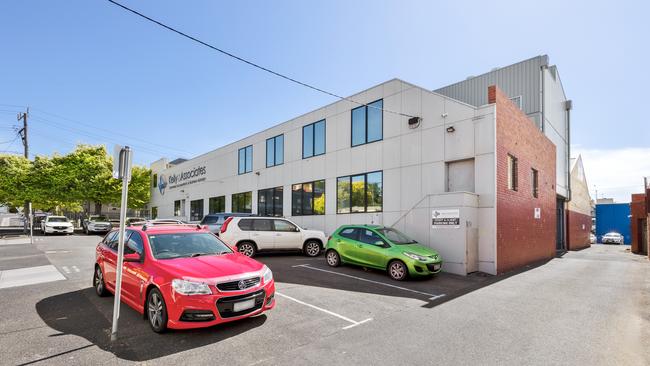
[0,265,66,289]
[293,264,446,301]
[275,292,372,330]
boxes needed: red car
[93,224,275,333]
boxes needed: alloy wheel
[389,261,406,281]
[148,292,164,330]
[94,266,107,297]
[326,250,340,267]
[238,243,255,257]
[305,241,320,257]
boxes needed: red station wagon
[94,224,275,333]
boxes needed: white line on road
[61,266,71,274]
[72,266,80,273]
[293,264,446,301]
[275,292,372,330]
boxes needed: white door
[447,159,475,192]
[250,219,275,250]
[273,219,302,249]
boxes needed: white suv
[219,217,326,257]
[41,216,74,235]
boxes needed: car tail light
[220,217,233,234]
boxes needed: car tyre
[237,242,257,257]
[326,250,341,267]
[147,288,168,333]
[303,240,321,257]
[388,260,408,281]
[94,266,109,297]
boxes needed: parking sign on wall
[432,209,460,228]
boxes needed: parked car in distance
[219,217,326,258]
[326,225,442,281]
[601,232,624,245]
[126,217,146,225]
[590,233,597,244]
[200,213,255,235]
[109,219,120,228]
[83,215,112,234]
[40,216,74,235]
[93,225,275,333]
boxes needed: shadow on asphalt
[256,253,552,309]
[35,287,267,362]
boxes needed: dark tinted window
[292,180,325,216]
[208,196,225,214]
[266,134,284,167]
[303,120,326,158]
[339,228,359,240]
[351,100,383,146]
[106,231,119,250]
[258,186,283,217]
[201,215,219,225]
[238,219,254,231]
[125,231,144,255]
[232,191,252,213]
[359,229,385,245]
[238,145,253,174]
[252,219,273,231]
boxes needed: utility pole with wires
[17,108,30,233]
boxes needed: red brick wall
[491,85,557,274]
[630,193,647,255]
[567,210,591,250]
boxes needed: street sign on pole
[110,146,132,342]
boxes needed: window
[339,227,359,240]
[531,168,539,198]
[238,145,253,174]
[507,154,518,191]
[292,180,325,216]
[238,219,254,231]
[303,120,326,158]
[509,96,523,110]
[258,186,283,217]
[125,231,144,255]
[266,135,284,167]
[337,171,383,213]
[151,207,158,219]
[208,196,225,214]
[351,99,383,147]
[252,219,273,231]
[105,231,119,251]
[232,191,252,213]
[190,199,204,221]
[359,229,385,245]
[274,219,297,232]
[174,200,182,216]
[152,173,158,188]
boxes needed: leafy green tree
[0,154,30,208]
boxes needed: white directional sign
[432,209,460,228]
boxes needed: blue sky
[1,0,648,201]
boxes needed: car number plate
[233,299,256,312]
[433,264,441,270]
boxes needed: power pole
[17,108,29,233]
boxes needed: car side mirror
[294,227,301,232]
[124,253,142,263]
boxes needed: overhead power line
[106,0,416,119]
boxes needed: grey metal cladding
[434,55,547,115]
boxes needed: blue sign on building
[595,203,631,244]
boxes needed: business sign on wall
[432,209,460,228]
[158,166,207,195]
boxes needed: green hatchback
[325,225,442,281]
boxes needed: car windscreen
[147,232,233,259]
[92,216,108,221]
[48,217,68,223]
[377,228,417,245]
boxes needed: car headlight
[262,265,273,284]
[403,252,429,262]
[171,279,212,295]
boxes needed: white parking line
[293,264,446,301]
[275,292,372,330]
[61,266,71,274]
[72,266,80,273]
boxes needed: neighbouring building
[435,55,572,252]
[595,203,631,244]
[566,156,592,250]
[149,74,559,276]
[630,179,649,258]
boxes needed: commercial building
[595,203,631,244]
[149,57,568,275]
[435,55,572,251]
[630,179,649,258]
[566,156,592,250]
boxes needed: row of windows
[507,154,539,198]
[164,171,383,219]
[236,99,383,175]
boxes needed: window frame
[336,170,383,214]
[238,145,253,175]
[173,200,181,217]
[266,134,284,168]
[291,179,325,216]
[302,119,326,159]
[152,173,157,188]
[189,199,204,222]
[507,154,518,191]
[232,191,253,213]
[351,99,383,147]
[257,186,284,217]
[208,196,226,214]
[531,168,539,198]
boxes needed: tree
[0,154,30,208]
